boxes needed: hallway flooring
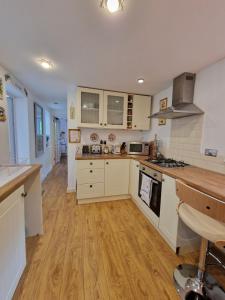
[13,162,224,299]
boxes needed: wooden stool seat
[179,202,225,245]
[173,180,225,299]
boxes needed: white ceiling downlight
[100,0,124,13]
[137,78,144,84]
[38,58,54,70]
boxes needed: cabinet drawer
[77,160,104,170]
[77,168,104,184]
[77,183,104,199]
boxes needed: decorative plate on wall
[90,133,99,143]
[108,133,116,142]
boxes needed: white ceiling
[1,0,225,107]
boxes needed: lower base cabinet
[105,159,130,196]
[159,174,199,252]
[77,159,130,200]
[0,186,26,300]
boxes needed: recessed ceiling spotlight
[137,78,144,84]
[38,58,54,70]
[100,0,124,13]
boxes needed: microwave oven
[127,142,149,155]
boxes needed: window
[34,103,44,157]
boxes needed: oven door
[138,170,162,217]
[128,143,143,155]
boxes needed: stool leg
[197,238,208,281]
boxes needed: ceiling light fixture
[137,78,144,84]
[100,0,124,13]
[38,58,54,70]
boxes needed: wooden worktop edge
[0,164,41,203]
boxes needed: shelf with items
[127,95,133,129]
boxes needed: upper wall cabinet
[132,95,151,130]
[77,87,104,128]
[103,91,128,129]
[77,87,151,130]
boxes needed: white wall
[143,86,172,154]
[194,59,225,155]
[13,97,30,163]
[67,86,78,192]
[0,66,10,164]
[27,95,54,181]
[150,57,225,174]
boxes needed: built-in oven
[138,164,162,218]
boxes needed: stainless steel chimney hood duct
[150,72,204,119]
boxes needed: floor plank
[13,160,225,300]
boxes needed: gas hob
[146,158,189,168]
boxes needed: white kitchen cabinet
[103,91,128,129]
[77,160,105,200]
[0,186,26,300]
[77,87,104,128]
[132,95,151,130]
[159,174,180,250]
[77,88,128,129]
[105,159,130,196]
[129,159,140,201]
[159,174,199,253]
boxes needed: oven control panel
[140,164,162,182]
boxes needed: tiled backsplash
[164,115,225,174]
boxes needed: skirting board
[67,187,76,193]
[78,194,131,205]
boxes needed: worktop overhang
[0,164,42,203]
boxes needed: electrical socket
[204,148,218,157]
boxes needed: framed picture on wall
[0,78,3,100]
[34,103,44,157]
[68,129,81,143]
[160,98,168,111]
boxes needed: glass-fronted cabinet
[103,91,128,129]
[77,88,104,128]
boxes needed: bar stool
[174,180,225,300]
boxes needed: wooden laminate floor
[13,161,225,300]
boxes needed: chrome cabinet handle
[21,192,27,198]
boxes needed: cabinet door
[132,95,151,130]
[77,87,104,128]
[0,186,26,300]
[129,160,140,200]
[159,174,179,248]
[105,159,130,196]
[103,91,128,129]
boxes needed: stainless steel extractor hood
[150,72,204,119]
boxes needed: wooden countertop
[0,164,41,203]
[76,153,225,203]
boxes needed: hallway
[13,162,223,300]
